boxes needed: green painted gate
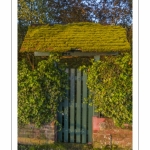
[57,68,93,143]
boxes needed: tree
[81,52,132,126]
[44,0,97,24]
[94,0,132,26]
[18,0,53,25]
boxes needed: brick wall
[18,122,57,144]
[18,117,132,148]
[92,117,132,149]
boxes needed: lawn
[18,143,132,150]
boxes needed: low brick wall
[18,122,56,144]
[18,117,132,148]
[92,117,132,149]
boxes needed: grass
[18,143,93,150]
[18,137,54,145]
[18,137,132,150]
[18,143,132,150]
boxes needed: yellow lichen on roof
[20,22,130,53]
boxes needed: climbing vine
[81,52,132,127]
[18,53,68,127]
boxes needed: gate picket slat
[70,69,75,143]
[58,68,94,143]
[82,72,87,143]
[64,69,69,142]
[76,69,81,143]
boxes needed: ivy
[18,53,68,127]
[81,52,132,127]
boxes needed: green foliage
[18,0,49,25]
[18,53,68,127]
[81,52,132,126]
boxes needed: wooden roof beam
[34,51,119,57]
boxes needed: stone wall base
[92,117,132,149]
[18,122,57,144]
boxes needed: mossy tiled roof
[20,22,130,53]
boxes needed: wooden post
[87,55,100,143]
[82,72,87,143]
[64,69,69,142]
[76,69,81,143]
[70,69,75,142]
[94,55,100,61]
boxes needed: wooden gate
[57,68,93,143]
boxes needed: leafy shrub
[81,52,132,126]
[18,53,68,127]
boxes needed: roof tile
[20,22,130,53]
